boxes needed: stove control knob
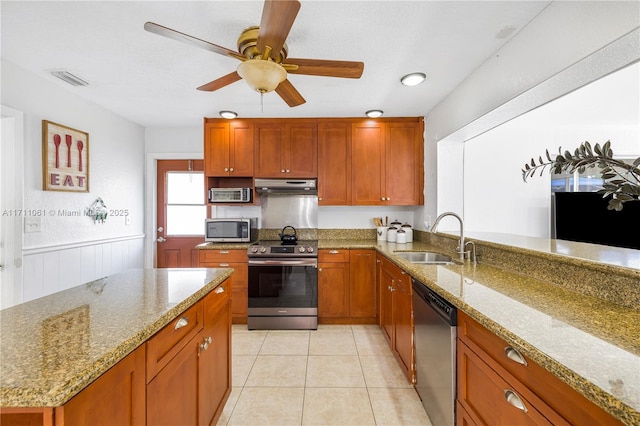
[298,246,306,253]
[307,247,314,253]
[250,247,259,254]
[260,247,267,253]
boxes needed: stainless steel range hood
[255,178,317,194]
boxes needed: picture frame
[42,120,89,192]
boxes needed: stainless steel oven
[247,241,318,330]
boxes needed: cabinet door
[392,275,413,381]
[318,121,351,205]
[147,334,200,426]
[379,266,394,343]
[385,121,423,205]
[351,122,385,205]
[57,346,146,426]
[286,121,317,177]
[349,250,376,318]
[318,261,350,318]
[204,122,230,176]
[254,123,285,177]
[228,121,254,176]
[200,287,232,426]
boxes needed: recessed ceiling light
[400,72,426,86]
[365,110,384,118]
[219,110,238,119]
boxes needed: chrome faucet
[430,211,466,261]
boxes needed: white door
[1,106,24,309]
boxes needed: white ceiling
[1,1,551,128]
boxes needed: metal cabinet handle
[200,336,212,351]
[504,389,528,412]
[224,167,228,172]
[219,263,230,267]
[157,237,166,243]
[329,250,339,254]
[174,316,189,330]
[215,286,225,294]
[229,167,234,172]
[219,250,229,254]
[504,346,528,366]
[281,169,286,173]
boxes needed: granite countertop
[0,268,233,408]
[319,239,640,425]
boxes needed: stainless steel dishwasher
[411,277,457,426]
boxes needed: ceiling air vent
[50,70,89,87]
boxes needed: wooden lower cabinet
[318,249,350,319]
[457,311,623,426]
[377,254,414,383]
[318,249,377,324]
[55,346,146,426]
[198,249,248,323]
[348,250,376,320]
[148,283,231,426]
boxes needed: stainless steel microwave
[208,187,252,203]
[205,217,258,243]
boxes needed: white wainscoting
[22,234,145,304]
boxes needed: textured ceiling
[1,1,551,127]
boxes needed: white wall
[426,1,640,234]
[1,60,145,305]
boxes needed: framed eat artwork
[42,120,89,192]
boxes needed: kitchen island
[0,267,233,425]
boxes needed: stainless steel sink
[394,252,455,264]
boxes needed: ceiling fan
[144,0,364,107]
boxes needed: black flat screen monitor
[553,192,640,250]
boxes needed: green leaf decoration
[522,140,640,210]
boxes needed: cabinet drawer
[146,301,204,382]
[457,311,623,425]
[458,340,567,426]
[199,249,248,263]
[318,249,350,263]
[204,281,231,318]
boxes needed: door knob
[157,237,166,242]
[157,227,164,232]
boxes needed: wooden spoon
[65,135,72,167]
[53,134,61,168]
[77,140,84,172]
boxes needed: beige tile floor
[217,324,433,426]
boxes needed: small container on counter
[396,229,407,244]
[377,226,388,241]
[401,224,413,242]
[387,226,398,242]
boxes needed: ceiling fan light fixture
[400,72,426,86]
[365,110,384,118]
[219,110,238,119]
[237,59,287,93]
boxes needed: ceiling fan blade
[197,71,242,92]
[257,0,301,60]
[144,22,242,60]
[276,79,306,107]
[285,58,364,78]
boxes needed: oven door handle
[248,259,318,267]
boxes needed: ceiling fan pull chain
[261,91,264,113]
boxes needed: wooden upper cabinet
[254,120,317,178]
[204,119,254,177]
[318,120,351,205]
[385,121,424,205]
[351,118,424,206]
[351,121,386,205]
